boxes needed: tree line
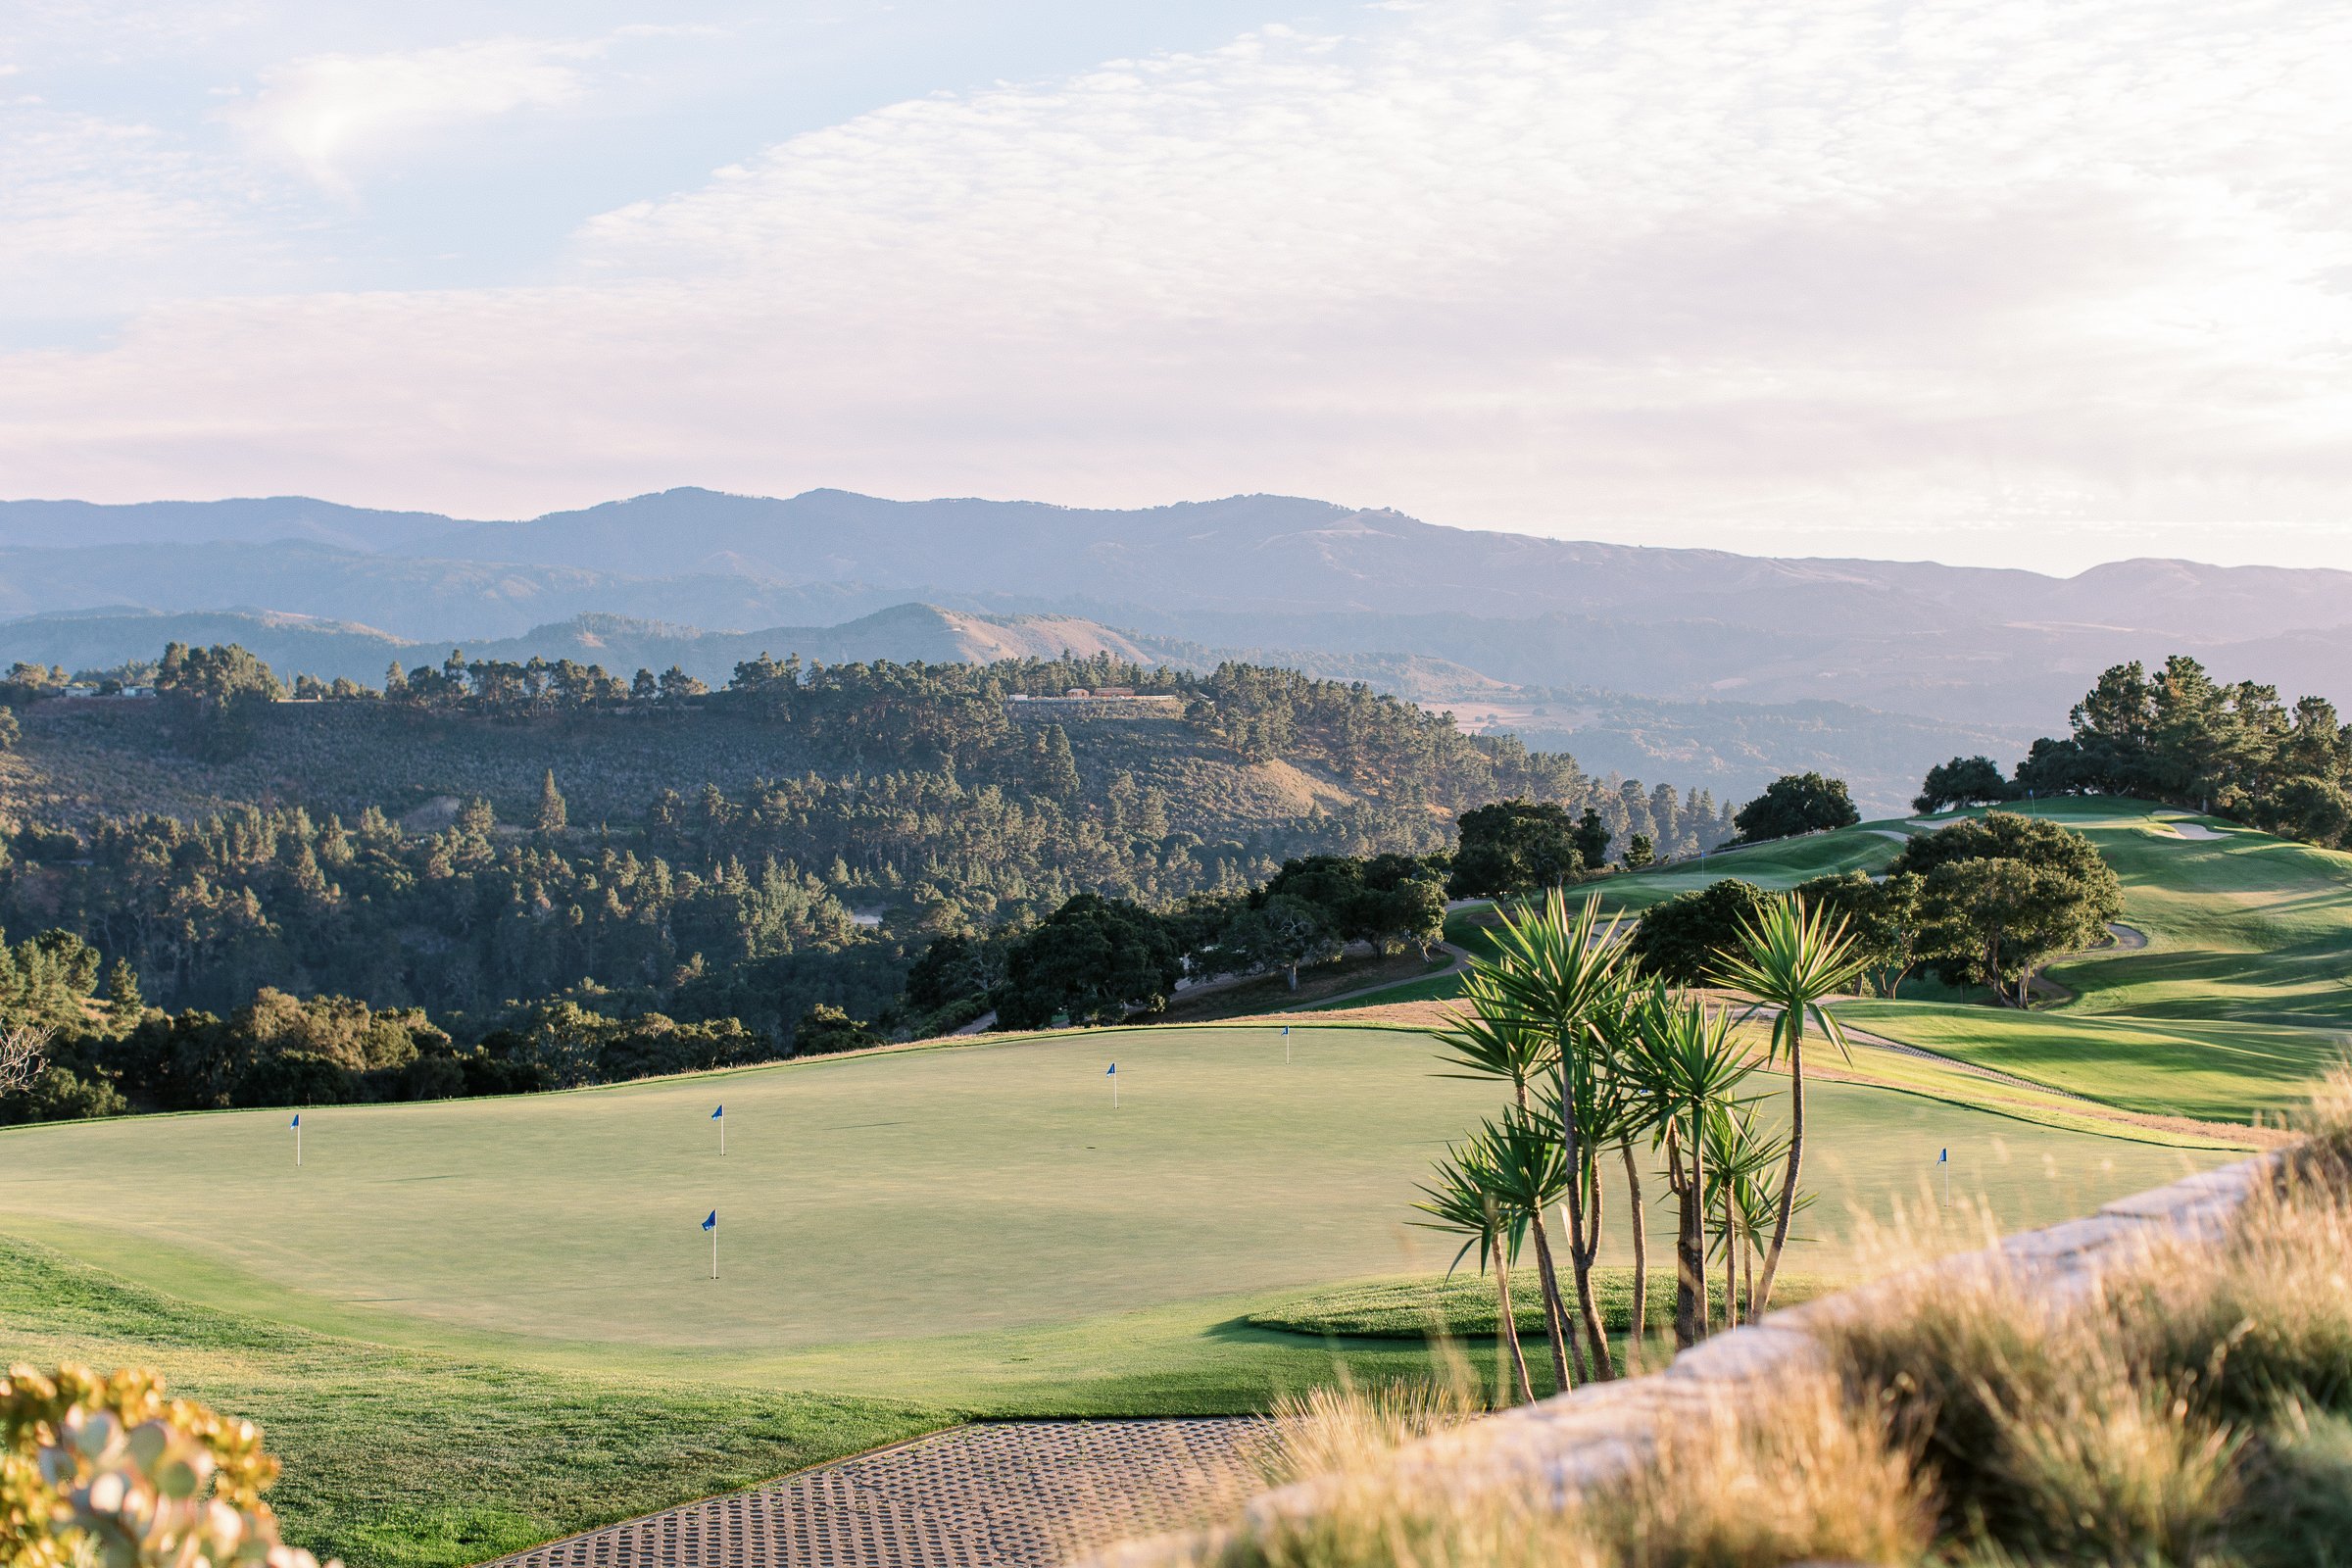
[1915,654,2352,848]
[0,640,1735,1125]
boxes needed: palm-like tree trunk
[1669,1119,1708,1348]
[1722,1182,1739,1329]
[1511,1079,1577,1390]
[1751,1031,1802,1317]
[1494,1247,1534,1404]
[1556,1057,1605,1382]
[1525,1207,1578,1389]
[1569,1165,1614,1379]
[1620,1142,1648,1373]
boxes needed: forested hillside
[0,650,1729,1083]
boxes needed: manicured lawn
[1838,799,2352,1120]
[0,1020,2232,1565]
[0,1234,948,1568]
[1589,828,1909,915]
[1836,1000,2342,1124]
[2038,810,2352,1029]
[1244,1267,1839,1338]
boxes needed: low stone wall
[1099,1154,2282,1561]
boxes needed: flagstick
[720,1117,725,1157]
[711,1225,719,1280]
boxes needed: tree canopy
[1626,879,1774,984]
[1731,773,1859,843]
[995,893,1185,1028]
[1990,655,2352,850]
[1891,812,2122,1005]
[1913,756,2013,814]
[1447,801,1584,898]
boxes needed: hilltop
[4,488,2348,720]
[0,605,2017,812]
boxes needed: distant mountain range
[4,486,2347,811]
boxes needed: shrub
[791,1004,879,1056]
[1625,879,1772,984]
[1,1064,126,1124]
[0,1362,333,1568]
[231,1052,362,1109]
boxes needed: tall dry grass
[1223,1364,1928,1568]
[1199,1067,2352,1568]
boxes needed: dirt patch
[1240,758,1355,812]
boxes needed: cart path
[485,1419,1268,1568]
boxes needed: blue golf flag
[1105,1062,1116,1075]
[711,1104,723,1119]
[290,1113,300,1128]
[1281,1025,1290,1036]
[1939,1148,1948,1163]
[702,1210,716,1231]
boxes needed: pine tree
[104,958,142,1016]
[1035,724,1081,798]
[536,769,569,834]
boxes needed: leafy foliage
[1,1362,331,1568]
[1626,879,1775,984]
[1445,801,1584,897]
[995,894,1184,1028]
[1731,771,1861,843]
[1914,754,2013,813]
[1891,812,2124,1004]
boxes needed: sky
[4,1,2350,571]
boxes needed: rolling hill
[8,486,2352,811]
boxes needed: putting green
[0,1023,2223,1380]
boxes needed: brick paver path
[486,1419,1268,1568]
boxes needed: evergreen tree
[1034,724,1081,798]
[536,770,568,835]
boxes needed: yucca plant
[1710,893,1867,1317]
[1703,1102,1802,1328]
[1623,987,1760,1347]
[1411,1128,1536,1405]
[1434,972,1577,1387]
[1478,889,1627,1381]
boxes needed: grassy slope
[1348,801,2352,1124]
[1583,827,1911,915]
[1833,801,2352,1123]
[1326,829,1913,1009]
[0,1234,948,1568]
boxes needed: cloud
[228,35,596,191]
[4,0,2352,568]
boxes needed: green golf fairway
[0,1023,2222,1382]
[1838,1002,2341,1124]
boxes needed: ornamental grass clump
[1,1362,335,1568]
[1261,1371,1484,1487]
[1223,1366,1927,1568]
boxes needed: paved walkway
[486,1420,1267,1568]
